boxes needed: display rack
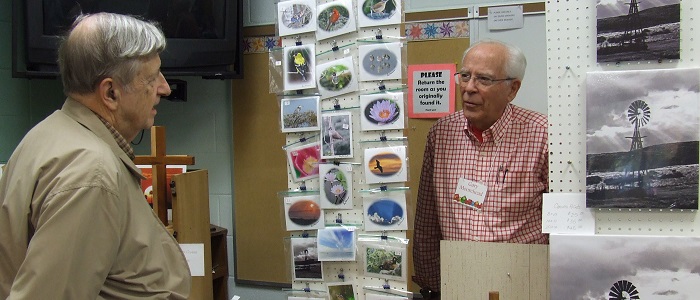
[275,1,411,299]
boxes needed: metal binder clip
[331,40,339,51]
[379,131,387,141]
[301,230,309,238]
[380,185,388,191]
[375,29,383,40]
[299,181,307,191]
[333,98,341,110]
[295,36,302,46]
[338,268,345,280]
[335,213,343,224]
[378,80,386,91]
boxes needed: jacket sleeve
[8,186,123,300]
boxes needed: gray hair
[462,39,527,81]
[58,13,166,95]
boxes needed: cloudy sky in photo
[550,234,700,300]
[586,68,700,154]
[597,0,679,19]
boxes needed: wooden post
[134,126,195,225]
[489,291,499,300]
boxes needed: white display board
[546,1,699,235]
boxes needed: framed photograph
[363,146,407,184]
[357,0,402,28]
[551,234,700,300]
[136,165,187,206]
[290,237,323,281]
[596,0,679,63]
[316,0,357,41]
[277,0,317,37]
[286,142,322,182]
[586,68,699,209]
[362,193,407,232]
[360,92,404,131]
[281,96,321,133]
[362,243,407,281]
[321,112,354,159]
[327,281,356,300]
[284,195,325,231]
[317,227,357,261]
[284,44,317,91]
[358,42,402,81]
[319,163,353,210]
[316,56,358,100]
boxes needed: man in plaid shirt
[413,40,548,299]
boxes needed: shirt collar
[464,104,513,143]
[95,114,136,160]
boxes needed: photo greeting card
[317,227,357,261]
[327,281,357,300]
[362,193,408,231]
[360,92,405,131]
[321,111,354,159]
[284,195,325,231]
[277,0,317,37]
[286,142,322,182]
[316,0,357,41]
[284,44,317,91]
[281,96,321,133]
[358,42,403,81]
[357,0,402,28]
[316,56,359,99]
[290,237,323,281]
[365,294,409,300]
[362,242,407,281]
[319,163,354,210]
[364,145,407,184]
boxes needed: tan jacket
[0,99,191,299]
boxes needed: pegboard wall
[278,0,411,299]
[546,0,699,235]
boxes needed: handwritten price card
[542,193,595,234]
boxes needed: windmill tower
[623,0,646,47]
[625,100,650,182]
[626,100,650,151]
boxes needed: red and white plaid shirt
[412,104,549,291]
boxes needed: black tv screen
[14,0,243,79]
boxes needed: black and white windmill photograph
[550,234,700,300]
[586,68,700,209]
[596,0,680,63]
[290,237,323,281]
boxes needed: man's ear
[507,79,522,103]
[98,78,118,110]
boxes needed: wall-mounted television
[12,0,243,79]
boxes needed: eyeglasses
[454,72,515,87]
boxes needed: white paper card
[542,193,595,234]
[179,243,205,276]
[487,5,523,30]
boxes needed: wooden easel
[134,126,195,225]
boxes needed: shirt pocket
[488,170,545,212]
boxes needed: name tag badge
[453,178,487,210]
